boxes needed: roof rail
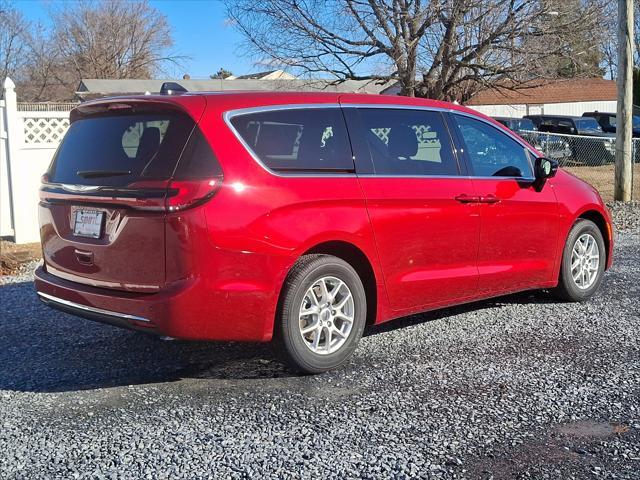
[159,82,188,95]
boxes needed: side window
[229,108,353,172]
[539,119,554,132]
[357,108,459,176]
[556,119,575,134]
[453,114,533,178]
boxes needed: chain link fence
[520,131,639,201]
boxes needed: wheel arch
[577,209,611,268]
[298,240,378,326]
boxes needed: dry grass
[0,241,41,276]
[563,164,640,202]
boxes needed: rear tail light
[166,178,222,212]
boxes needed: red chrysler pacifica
[35,90,614,373]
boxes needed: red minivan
[35,90,614,373]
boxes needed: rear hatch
[39,97,222,292]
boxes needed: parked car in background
[35,90,614,373]
[524,114,616,165]
[493,116,572,162]
[582,111,640,138]
[492,116,537,133]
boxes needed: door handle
[455,194,481,203]
[479,194,500,204]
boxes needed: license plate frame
[73,209,104,239]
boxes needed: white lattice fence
[21,115,71,144]
[2,78,76,242]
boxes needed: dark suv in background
[524,114,615,165]
[493,116,571,162]
[582,111,640,138]
[492,116,537,133]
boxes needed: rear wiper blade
[76,169,132,179]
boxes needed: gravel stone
[606,200,640,232]
[0,208,638,479]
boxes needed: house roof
[466,78,617,106]
[232,70,296,80]
[76,78,397,100]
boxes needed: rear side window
[357,108,459,176]
[229,108,354,172]
[452,114,533,178]
[49,112,220,186]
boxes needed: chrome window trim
[223,104,356,178]
[356,174,536,182]
[37,291,151,323]
[341,104,540,158]
[223,102,539,180]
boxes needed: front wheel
[274,254,367,374]
[553,219,606,302]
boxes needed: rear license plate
[73,209,104,239]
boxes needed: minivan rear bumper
[37,290,156,333]
[34,265,275,341]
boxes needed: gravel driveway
[1,204,639,479]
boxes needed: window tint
[453,115,533,178]
[516,118,536,131]
[173,128,223,179]
[575,118,602,132]
[230,108,353,172]
[357,108,458,176]
[556,119,575,134]
[49,113,198,186]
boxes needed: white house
[465,78,617,118]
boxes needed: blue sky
[15,0,255,79]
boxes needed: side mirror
[534,157,558,180]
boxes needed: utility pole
[615,0,634,201]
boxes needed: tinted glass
[357,108,458,176]
[173,128,223,179]
[49,113,196,186]
[516,118,536,131]
[230,108,353,172]
[453,115,533,178]
[556,119,576,134]
[575,118,602,132]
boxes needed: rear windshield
[48,112,220,186]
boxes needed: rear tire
[553,219,606,302]
[273,254,367,374]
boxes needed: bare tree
[598,0,640,77]
[226,0,605,100]
[16,0,183,101]
[53,0,179,80]
[0,0,29,83]
[18,24,71,102]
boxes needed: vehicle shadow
[0,280,554,393]
[365,289,556,337]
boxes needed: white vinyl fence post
[0,83,11,237]
[2,78,21,240]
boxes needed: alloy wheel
[298,276,355,355]
[571,233,600,289]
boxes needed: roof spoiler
[160,82,188,95]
